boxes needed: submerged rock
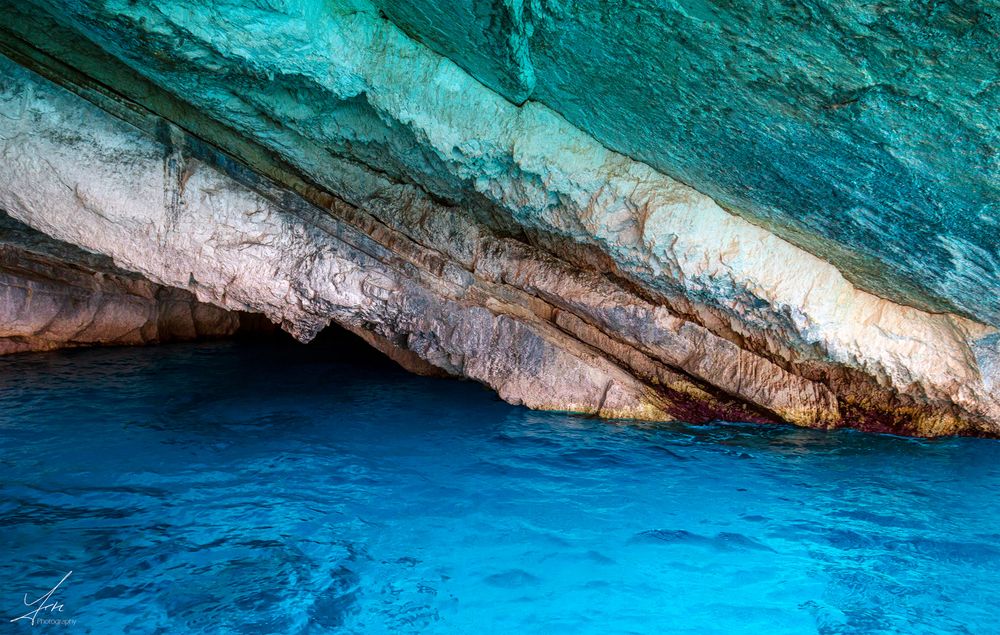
[0,0,996,435]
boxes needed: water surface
[1,339,998,633]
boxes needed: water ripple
[0,340,998,633]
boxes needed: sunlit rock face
[0,0,997,435]
[0,213,261,354]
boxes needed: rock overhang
[0,0,997,436]
[375,0,1000,322]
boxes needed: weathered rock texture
[374,0,1000,324]
[0,212,264,354]
[0,1,996,436]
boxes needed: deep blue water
[1,338,999,634]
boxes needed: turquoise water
[1,338,998,634]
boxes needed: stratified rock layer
[375,0,1000,323]
[0,212,262,354]
[9,0,998,323]
[0,58,689,421]
[0,1,997,436]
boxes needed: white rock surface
[0,58,685,421]
[0,31,997,435]
[0,212,257,354]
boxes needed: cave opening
[238,320,409,374]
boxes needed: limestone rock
[0,1,997,436]
[0,212,264,354]
[375,0,1000,323]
